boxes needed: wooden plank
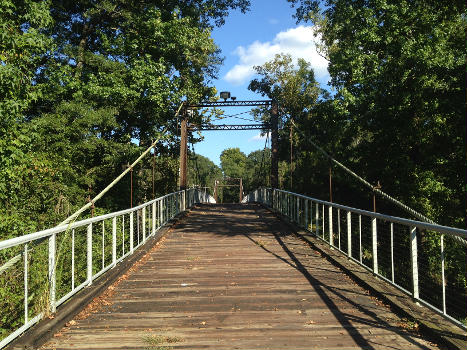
[41,204,439,350]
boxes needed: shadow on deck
[37,204,440,349]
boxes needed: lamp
[220,91,231,101]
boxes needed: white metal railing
[245,188,467,330]
[0,187,210,348]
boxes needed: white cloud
[224,25,329,86]
[249,132,271,142]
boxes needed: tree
[248,53,323,193]
[219,148,247,202]
[0,0,67,237]
[0,0,252,237]
[288,0,466,227]
[187,153,222,189]
[244,148,271,192]
[286,0,466,323]
[220,148,247,178]
[249,53,320,121]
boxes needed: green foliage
[249,53,320,121]
[217,147,270,202]
[0,0,251,240]
[219,148,247,202]
[288,0,466,227]
[279,0,466,322]
[187,153,222,189]
[220,148,247,178]
[245,148,271,190]
[0,0,251,342]
[248,53,324,195]
[0,0,53,127]
[0,0,58,236]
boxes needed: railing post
[142,207,146,241]
[122,216,125,255]
[322,204,325,239]
[359,215,362,263]
[279,193,282,213]
[338,209,341,250]
[315,203,319,236]
[24,244,28,323]
[372,218,378,274]
[284,193,286,215]
[87,223,92,286]
[284,193,287,216]
[290,194,292,219]
[112,217,117,267]
[296,197,300,223]
[72,229,75,289]
[152,202,156,235]
[328,206,333,246]
[48,233,56,312]
[304,199,308,230]
[390,223,394,283]
[101,221,105,269]
[347,211,351,257]
[130,212,134,253]
[159,200,162,226]
[165,197,168,221]
[441,234,446,314]
[410,226,419,300]
[275,189,278,210]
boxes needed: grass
[141,334,183,350]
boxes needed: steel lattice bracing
[187,100,272,108]
[189,123,269,131]
[179,99,278,190]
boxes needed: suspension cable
[258,132,270,187]
[266,133,271,186]
[289,119,467,246]
[190,142,202,187]
[0,103,185,274]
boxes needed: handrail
[245,187,467,330]
[0,187,210,349]
[0,191,190,251]
[274,189,467,240]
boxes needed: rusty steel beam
[179,114,188,190]
[270,102,279,189]
[188,100,272,108]
[190,123,269,131]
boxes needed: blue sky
[193,1,330,166]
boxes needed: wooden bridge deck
[42,204,438,350]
